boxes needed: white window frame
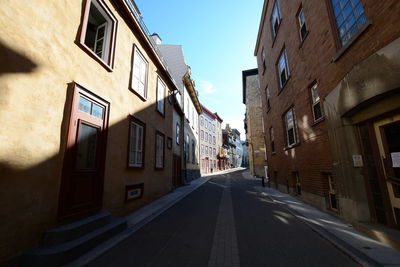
[271,0,282,37]
[298,8,308,41]
[311,83,323,121]
[128,119,144,168]
[176,123,180,145]
[156,77,166,115]
[277,49,290,89]
[155,132,164,169]
[131,46,148,99]
[284,108,298,147]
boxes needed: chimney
[150,33,162,45]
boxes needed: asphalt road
[88,170,358,267]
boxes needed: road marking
[208,178,240,267]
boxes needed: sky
[135,0,264,139]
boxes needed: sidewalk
[249,174,400,266]
[67,176,210,266]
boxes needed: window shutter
[94,22,108,59]
[129,123,137,166]
[137,125,143,164]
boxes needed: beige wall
[245,74,265,177]
[0,0,173,259]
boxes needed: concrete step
[354,221,400,251]
[22,217,127,267]
[42,212,111,246]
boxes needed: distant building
[241,141,249,168]
[199,105,222,173]
[156,42,202,183]
[242,68,266,177]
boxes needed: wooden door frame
[58,82,110,220]
[356,118,397,227]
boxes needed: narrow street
[89,170,358,267]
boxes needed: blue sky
[135,0,264,138]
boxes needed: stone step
[42,211,111,246]
[22,217,127,267]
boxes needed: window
[205,119,208,129]
[201,117,204,126]
[271,0,282,37]
[213,148,216,157]
[310,83,323,121]
[330,0,367,46]
[155,131,164,169]
[185,134,190,162]
[209,134,212,144]
[201,144,204,155]
[156,77,166,115]
[213,136,216,145]
[284,108,298,147]
[298,8,308,41]
[131,47,148,99]
[328,174,338,210]
[192,140,196,164]
[186,98,189,119]
[266,87,271,110]
[176,123,180,145]
[277,49,290,89]
[261,47,266,73]
[128,117,145,168]
[201,130,204,140]
[205,133,208,142]
[79,0,117,69]
[206,146,208,156]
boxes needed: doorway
[374,116,400,228]
[58,84,109,219]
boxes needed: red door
[58,84,109,219]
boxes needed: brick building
[243,68,267,178]
[255,0,400,228]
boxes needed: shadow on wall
[0,41,38,75]
[0,81,174,261]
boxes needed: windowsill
[284,142,300,151]
[298,31,309,49]
[271,151,276,155]
[277,76,291,96]
[311,117,325,127]
[129,87,147,102]
[128,165,144,170]
[78,43,113,72]
[332,20,372,62]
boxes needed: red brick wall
[257,0,400,197]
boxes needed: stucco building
[255,0,400,229]
[0,0,182,263]
[243,68,267,178]
[155,39,202,184]
[199,105,222,174]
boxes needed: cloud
[199,80,217,94]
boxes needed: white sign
[352,155,363,167]
[391,152,400,168]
